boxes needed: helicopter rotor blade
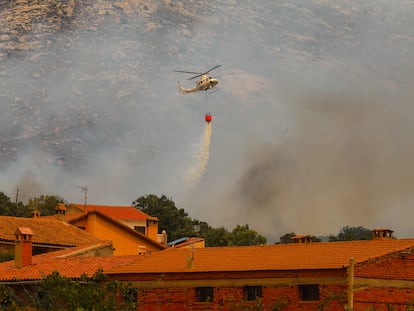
[174,70,203,75]
[204,64,221,74]
[188,65,222,80]
[175,65,221,80]
[188,74,203,80]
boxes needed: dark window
[123,288,138,303]
[134,226,145,234]
[299,284,319,301]
[196,287,214,302]
[244,286,262,301]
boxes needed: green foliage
[271,296,289,311]
[329,226,372,241]
[0,249,14,263]
[132,194,267,246]
[0,192,30,217]
[0,192,66,218]
[278,232,296,244]
[228,225,266,246]
[0,270,136,311]
[317,291,346,311]
[27,195,66,216]
[197,223,230,247]
[133,194,196,241]
[229,298,263,311]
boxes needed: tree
[132,194,196,241]
[228,225,267,246]
[197,222,230,247]
[27,195,66,216]
[0,191,29,217]
[278,232,296,244]
[329,226,372,241]
[133,195,268,246]
[0,270,136,311]
[0,192,13,216]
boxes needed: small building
[0,229,137,283]
[105,238,414,311]
[0,215,103,259]
[66,203,159,241]
[42,203,166,256]
[66,209,165,256]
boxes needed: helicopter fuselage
[175,65,221,94]
[178,75,219,94]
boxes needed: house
[66,208,165,256]
[104,230,414,311]
[0,215,103,259]
[0,227,139,283]
[42,203,166,256]
[66,203,159,241]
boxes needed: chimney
[32,209,41,219]
[372,228,394,240]
[291,235,313,243]
[15,227,33,268]
[55,203,67,221]
[157,230,168,245]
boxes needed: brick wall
[128,269,349,311]
[135,283,349,311]
[355,251,414,280]
[354,287,414,311]
[110,251,414,310]
[352,250,414,310]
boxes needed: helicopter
[175,65,221,94]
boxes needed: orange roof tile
[15,227,33,236]
[0,216,102,247]
[0,242,142,282]
[106,239,414,274]
[40,212,88,222]
[67,210,165,250]
[69,204,156,221]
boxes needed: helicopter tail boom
[178,82,197,94]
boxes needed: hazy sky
[1,0,414,241]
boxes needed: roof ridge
[55,241,113,258]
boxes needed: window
[123,288,137,303]
[134,226,145,234]
[299,284,319,301]
[244,286,262,301]
[196,287,214,302]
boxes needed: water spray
[186,121,212,188]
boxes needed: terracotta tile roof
[0,216,102,247]
[106,239,414,274]
[67,210,165,250]
[39,212,88,222]
[0,242,141,282]
[15,227,33,235]
[69,204,156,221]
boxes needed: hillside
[1,0,413,239]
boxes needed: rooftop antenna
[77,186,88,209]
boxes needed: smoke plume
[1,0,414,240]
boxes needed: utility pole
[15,189,19,205]
[77,186,88,208]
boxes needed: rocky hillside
[0,0,204,168]
[1,0,413,228]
